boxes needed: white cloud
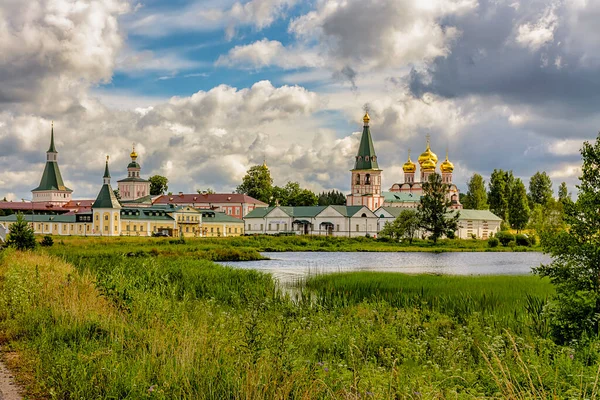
[515,5,558,51]
[216,39,323,69]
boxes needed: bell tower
[346,112,383,211]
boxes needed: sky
[1,0,599,201]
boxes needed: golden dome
[421,158,436,171]
[403,150,416,173]
[440,151,454,173]
[130,143,138,160]
[363,112,370,125]
[417,135,438,165]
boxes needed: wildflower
[324,367,329,372]
[317,361,324,366]
[148,385,155,394]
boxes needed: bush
[7,214,36,251]
[495,231,515,247]
[446,230,456,239]
[40,235,54,247]
[487,237,499,248]
[515,234,530,247]
[508,240,516,248]
[529,235,537,246]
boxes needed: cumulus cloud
[0,0,129,113]
[515,5,558,51]
[216,39,322,69]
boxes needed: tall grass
[0,244,597,398]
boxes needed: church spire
[93,156,121,209]
[48,121,57,153]
[103,155,111,184]
[353,112,379,170]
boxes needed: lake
[219,251,553,284]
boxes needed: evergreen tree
[488,169,509,220]
[113,189,121,200]
[318,190,346,206]
[535,133,600,343]
[7,213,36,251]
[149,175,169,195]
[418,173,459,243]
[463,173,488,210]
[508,178,530,232]
[558,182,569,203]
[529,171,553,207]
[236,164,273,204]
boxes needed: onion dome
[418,135,438,165]
[402,150,416,173]
[130,144,138,161]
[363,112,370,125]
[440,150,454,173]
[421,158,436,171]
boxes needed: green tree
[149,175,169,195]
[113,189,121,200]
[272,182,318,206]
[418,173,459,243]
[196,188,215,194]
[294,189,318,206]
[558,182,569,203]
[528,199,565,235]
[488,169,512,221]
[236,164,273,204]
[535,133,600,343]
[318,190,347,206]
[529,171,553,207]
[7,213,36,251]
[462,173,488,210]
[508,178,530,232]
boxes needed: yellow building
[200,210,244,237]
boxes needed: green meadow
[0,238,598,399]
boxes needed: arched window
[365,174,371,185]
[365,156,369,162]
[361,213,367,217]
[355,174,360,185]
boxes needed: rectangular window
[126,225,130,231]
[276,223,279,231]
[133,225,137,231]
[228,228,231,233]
[268,223,272,231]
[260,224,263,231]
[356,224,359,232]
[104,226,108,232]
[104,215,108,221]
[247,224,251,230]
[211,228,214,233]
[337,224,340,232]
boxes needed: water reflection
[219,251,552,285]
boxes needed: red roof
[0,199,94,213]
[152,193,267,206]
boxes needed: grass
[0,242,598,398]
[47,234,540,254]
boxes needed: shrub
[7,214,36,251]
[529,235,537,246]
[40,235,54,247]
[515,234,530,247]
[508,240,516,248]
[488,237,499,248]
[495,231,514,247]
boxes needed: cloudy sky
[1,0,598,201]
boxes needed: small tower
[32,122,73,204]
[346,112,383,211]
[403,149,416,184]
[440,149,454,184]
[117,144,150,201]
[93,156,122,236]
[418,135,438,183]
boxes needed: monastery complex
[0,114,501,240]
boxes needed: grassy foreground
[1,244,599,398]
[46,234,539,253]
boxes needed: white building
[244,205,379,237]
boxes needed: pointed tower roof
[32,123,72,192]
[48,121,57,153]
[93,156,121,209]
[353,112,380,170]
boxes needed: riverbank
[42,234,541,254]
[0,243,597,398]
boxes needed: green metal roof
[120,195,153,204]
[244,207,276,218]
[48,124,57,153]
[202,211,243,223]
[92,161,121,209]
[382,191,421,203]
[120,208,174,221]
[127,161,140,169]
[353,124,380,170]
[447,209,502,221]
[0,214,76,223]
[330,205,365,217]
[32,161,72,192]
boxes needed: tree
[294,189,318,206]
[418,173,459,243]
[488,169,511,221]
[236,164,273,204]
[272,182,318,206]
[558,182,569,203]
[113,189,121,200]
[528,199,565,235]
[318,190,347,206]
[463,173,488,210]
[535,133,600,343]
[149,175,169,195]
[508,178,530,232]
[7,213,36,251]
[197,188,215,194]
[529,171,553,207]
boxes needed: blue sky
[1,0,599,200]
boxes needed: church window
[365,174,371,184]
[104,215,108,221]
[355,174,360,185]
[356,224,359,232]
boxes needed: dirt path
[0,348,21,400]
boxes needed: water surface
[219,251,552,284]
